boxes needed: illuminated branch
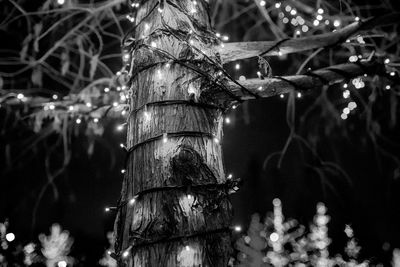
[219,13,400,63]
[225,61,383,100]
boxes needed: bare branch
[218,13,400,63]
[225,61,382,101]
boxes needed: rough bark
[224,61,383,100]
[114,1,233,266]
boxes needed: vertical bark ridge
[114,1,233,266]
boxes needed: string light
[235,63,240,70]
[17,93,24,99]
[333,20,341,27]
[76,118,81,124]
[52,94,58,100]
[385,85,391,90]
[384,58,390,64]
[185,245,191,251]
[93,118,99,123]
[57,261,67,267]
[234,225,242,232]
[297,92,302,98]
[225,117,231,124]
[121,169,126,174]
[57,0,65,5]
[270,232,279,242]
[104,87,110,93]
[275,2,281,8]
[129,197,136,205]
[280,94,284,98]
[259,0,266,7]
[162,133,168,143]
[5,233,15,242]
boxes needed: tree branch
[218,13,400,63]
[225,61,384,101]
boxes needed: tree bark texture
[114,1,233,266]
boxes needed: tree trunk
[114,1,233,266]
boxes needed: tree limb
[218,13,400,63]
[225,61,384,101]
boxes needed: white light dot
[343,107,350,115]
[52,94,58,100]
[317,8,324,14]
[390,72,396,76]
[384,58,390,64]
[385,85,391,90]
[57,0,65,5]
[341,113,348,120]
[5,233,15,242]
[17,93,24,99]
[104,87,110,93]
[257,86,263,91]
[333,20,341,27]
[259,0,266,7]
[234,226,242,232]
[302,25,309,32]
[285,5,291,12]
[122,250,129,258]
[129,198,136,205]
[214,137,220,144]
[225,117,231,124]
[313,20,320,26]
[121,169,126,174]
[151,41,157,48]
[93,118,99,123]
[76,118,81,124]
[86,102,92,108]
[57,261,67,267]
[235,63,240,70]
[68,106,74,111]
[185,245,191,251]
[316,14,323,21]
[270,232,279,242]
[275,2,281,8]
[297,92,302,98]
[280,94,284,98]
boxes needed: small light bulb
[234,226,242,232]
[57,0,65,5]
[121,169,126,174]
[235,63,240,70]
[122,250,129,258]
[129,198,136,205]
[214,137,220,144]
[185,245,190,251]
[57,261,67,267]
[93,118,99,123]
[105,207,110,212]
[270,232,279,242]
[104,87,110,93]
[297,92,302,98]
[280,94,284,98]
[17,93,24,99]
[76,118,81,124]
[162,133,168,143]
[5,233,15,242]
[187,194,193,200]
[225,117,231,124]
